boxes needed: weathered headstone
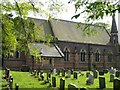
[68,84,78,90]
[93,70,98,78]
[60,78,65,90]
[86,74,94,84]
[74,72,77,79]
[110,74,114,82]
[53,68,56,74]
[99,77,106,89]
[6,69,10,79]
[110,67,115,75]
[15,83,19,90]
[115,70,120,77]
[113,78,120,90]
[52,77,56,87]
[67,70,71,78]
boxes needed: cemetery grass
[2,70,117,89]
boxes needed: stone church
[3,15,120,71]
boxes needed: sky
[7,0,120,43]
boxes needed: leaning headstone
[115,70,120,77]
[99,77,106,89]
[93,70,98,78]
[86,74,94,84]
[52,77,56,87]
[15,83,19,90]
[68,84,78,90]
[110,74,114,82]
[60,78,65,90]
[113,78,120,90]
[74,72,77,79]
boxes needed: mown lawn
[2,70,119,89]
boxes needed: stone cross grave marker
[68,83,78,90]
[60,78,65,90]
[99,77,106,89]
[52,77,56,87]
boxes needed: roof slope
[50,19,110,45]
[28,43,64,57]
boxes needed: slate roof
[28,43,64,57]
[50,19,110,45]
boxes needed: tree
[1,0,64,59]
[69,0,120,25]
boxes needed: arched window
[95,50,100,62]
[80,49,86,62]
[108,52,113,62]
[64,48,70,61]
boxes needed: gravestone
[99,77,106,89]
[60,78,65,90]
[115,70,120,77]
[110,67,115,75]
[57,70,60,75]
[74,72,78,79]
[53,68,56,74]
[93,70,98,78]
[52,77,56,87]
[103,69,108,74]
[99,71,104,76]
[86,72,90,77]
[9,80,13,90]
[110,74,114,82]
[68,84,78,90]
[40,71,44,80]
[113,78,120,90]
[15,83,19,90]
[6,69,10,79]
[62,69,65,77]
[71,69,74,74]
[67,70,71,78]
[47,73,51,80]
[86,74,94,84]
